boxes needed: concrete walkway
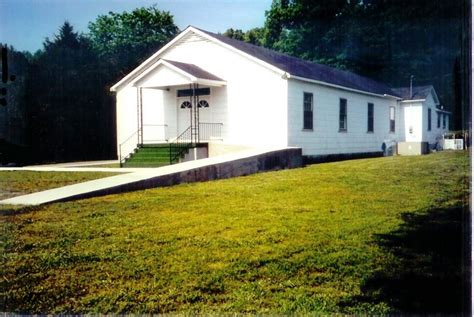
[1,160,132,173]
[0,147,302,206]
[24,160,120,168]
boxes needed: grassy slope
[0,151,469,314]
[0,171,121,200]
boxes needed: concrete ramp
[1,147,302,206]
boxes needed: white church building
[111,26,450,165]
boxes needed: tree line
[1,7,179,164]
[226,0,469,133]
[0,1,469,165]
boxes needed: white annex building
[111,26,451,166]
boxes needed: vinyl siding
[287,79,399,155]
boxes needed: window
[339,98,347,132]
[303,92,313,130]
[367,103,374,132]
[443,114,446,129]
[197,100,209,108]
[428,108,432,131]
[180,101,191,109]
[437,112,441,128]
[177,87,210,97]
[389,106,395,133]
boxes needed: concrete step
[130,152,170,158]
[140,144,170,148]
[127,159,170,164]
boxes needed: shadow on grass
[0,205,42,216]
[343,204,470,314]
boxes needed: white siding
[116,29,450,158]
[160,31,288,147]
[287,79,399,155]
[135,64,190,88]
[141,88,166,143]
[423,93,449,145]
[401,102,423,142]
[400,92,450,146]
[163,86,228,141]
[163,87,178,140]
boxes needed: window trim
[180,101,192,109]
[339,98,348,132]
[427,108,432,131]
[389,106,395,133]
[197,100,209,108]
[367,102,374,133]
[302,92,313,131]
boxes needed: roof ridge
[192,26,399,97]
[393,85,433,89]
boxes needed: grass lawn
[0,151,469,314]
[0,171,121,200]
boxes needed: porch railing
[119,123,223,167]
[119,130,139,167]
[169,126,193,164]
[199,122,223,141]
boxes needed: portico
[118,59,227,164]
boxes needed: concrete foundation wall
[207,142,256,157]
[303,151,383,164]
[181,145,209,162]
[52,147,303,204]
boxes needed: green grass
[0,171,121,200]
[0,151,469,314]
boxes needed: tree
[244,27,265,46]
[88,6,179,79]
[223,28,245,41]
[262,0,467,129]
[222,27,266,46]
[0,45,32,164]
[263,0,376,69]
[26,22,114,162]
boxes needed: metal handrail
[119,123,223,167]
[199,122,223,141]
[169,126,193,164]
[119,130,139,167]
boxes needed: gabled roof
[111,26,400,98]
[392,85,439,104]
[196,28,399,98]
[163,59,224,82]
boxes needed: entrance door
[177,97,192,135]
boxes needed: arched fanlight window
[198,100,209,108]
[180,101,191,109]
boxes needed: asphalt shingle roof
[164,59,224,82]
[196,28,399,97]
[391,85,433,100]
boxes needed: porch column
[190,83,200,144]
[139,87,144,144]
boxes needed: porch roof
[163,60,224,82]
[131,59,226,88]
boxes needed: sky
[0,0,273,53]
